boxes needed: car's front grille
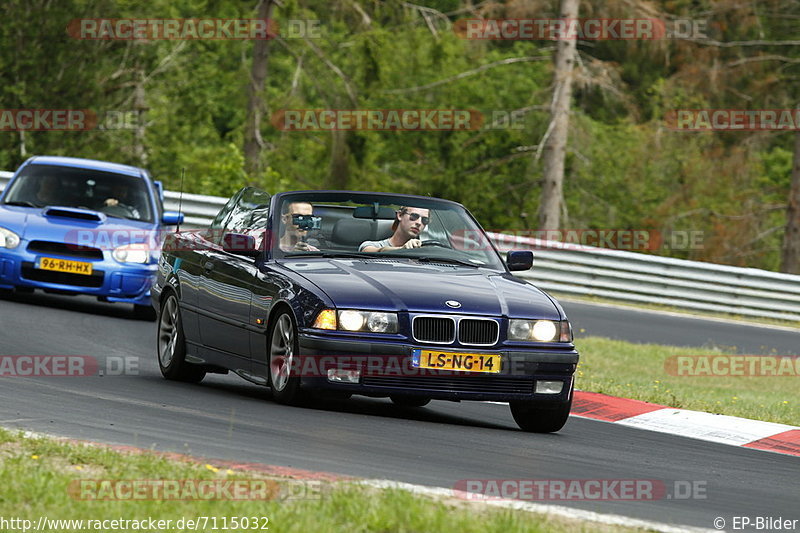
[20,263,104,287]
[413,317,455,344]
[413,316,499,346]
[361,375,534,394]
[27,240,104,260]
[458,319,499,345]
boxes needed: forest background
[2,0,799,273]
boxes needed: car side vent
[44,208,102,222]
[413,317,456,344]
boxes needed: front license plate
[36,257,93,275]
[412,349,501,373]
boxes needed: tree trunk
[244,0,275,180]
[329,129,350,190]
[780,131,800,274]
[133,67,147,167]
[537,0,579,230]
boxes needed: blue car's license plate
[412,348,501,373]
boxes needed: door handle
[203,261,215,271]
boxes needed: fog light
[535,380,564,394]
[327,369,360,383]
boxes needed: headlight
[112,244,149,263]
[509,319,571,342]
[338,310,398,333]
[312,309,398,333]
[0,226,20,249]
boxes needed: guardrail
[2,172,799,322]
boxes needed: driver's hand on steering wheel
[294,241,319,251]
[104,198,120,207]
[402,239,422,249]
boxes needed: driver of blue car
[359,206,429,252]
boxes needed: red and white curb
[572,391,800,457]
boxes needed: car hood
[0,205,157,248]
[283,258,561,319]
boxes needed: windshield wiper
[3,201,37,207]
[415,256,481,268]
[282,251,378,259]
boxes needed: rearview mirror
[507,250,533,271]
[222,232,260,257]
[162,211,184,225]
[353,205,397,220]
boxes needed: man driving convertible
[359,206,429,252]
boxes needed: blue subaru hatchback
[0,156,183,318]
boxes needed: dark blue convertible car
[153,188,579,432]
[0,156,183,318]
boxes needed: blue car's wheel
[157,293,205,383]
[268,311,307,405]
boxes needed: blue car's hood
[0,205,157,247]
[284,258,561,319]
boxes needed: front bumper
[297,333,578,402]
[0,249,156,305]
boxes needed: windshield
[3,164,154,222]
[273,192,504,270]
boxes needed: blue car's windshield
[273,192,504,270]
[3,164,154,223]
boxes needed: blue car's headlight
[112,244,149,264]
[312,309,398,333]
[0,226,20,249]
[509,319,572,342]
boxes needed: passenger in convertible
[280,201,321,252]
[359,206,429,252]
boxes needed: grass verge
[0,427,655,533]
[576,336,798,426]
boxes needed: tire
[133,304,157,321]
[268,310,307,405]
[157,293,205,383]
[509,397,572,433]
[390,395,431,407]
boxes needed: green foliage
[0,0,798,270]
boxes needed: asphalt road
[0,291,797,531]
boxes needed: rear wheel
[157,293,205,383]
[390,396,431,407]
[509,398,572,433]
[268,311,308,405]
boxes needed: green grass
[576,337,798,426]
[0,428,652,533]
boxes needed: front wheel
[509,398,572,433]
[268,311,308,405]
[157,293,205,383]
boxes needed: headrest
[332,218,374,246]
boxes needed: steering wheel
[102,203,137,218]
[420,239,451,248]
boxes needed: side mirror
[507,250,533,271]
[153,180,165,201]
[222,232,260,257]
[162,211,184,225]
